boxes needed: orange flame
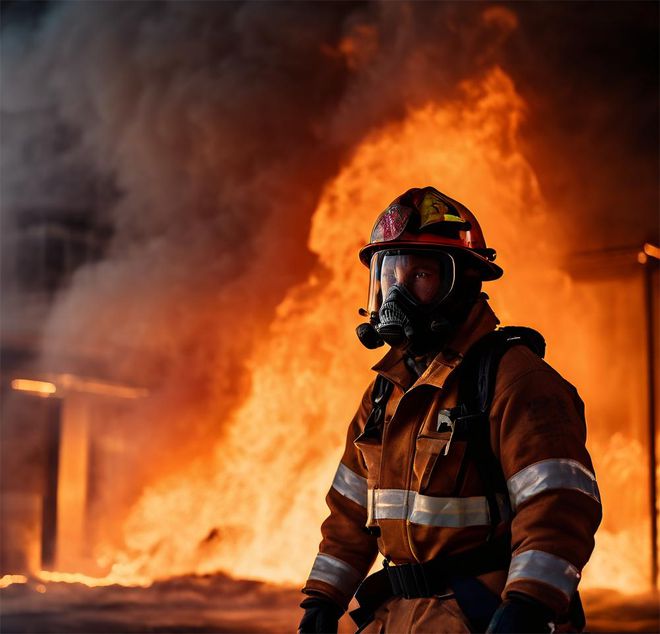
[11,379,57,397]
[19,66,654,594]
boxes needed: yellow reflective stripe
[307,553,362,598]
[507,459,600,511]
[332,463,368,507]
[507,550,580,599]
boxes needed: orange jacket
[302,296,602,617]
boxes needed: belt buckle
[384,559,432,599]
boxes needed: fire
[92,66,536,585]
[36,569,150,588]
[10,375,147,399]
[0,570,150,590]
[9,66,653,594]
[0,574,28,589]
[10,379,57,397]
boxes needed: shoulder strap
[458,326,545,415]
[361,374,394,442]
[455,326,546,536]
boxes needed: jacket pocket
[354,434,382,529]
[415,431,451,490]
[354,434,381,486]
[414,410,468,494]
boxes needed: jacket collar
[371,294,500,391]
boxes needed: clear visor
[366,249,456,316]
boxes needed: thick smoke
[500,2,659,251]
[1,0,657,577]
[1,1,521,526]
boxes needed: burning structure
[0,1,658,632]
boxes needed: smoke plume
[1,0,657,584]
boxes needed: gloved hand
[298,596,344,634]
[486,591,555,634]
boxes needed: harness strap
[361,373,394,442]
[455,412,504,535]
[454,327,546,537]
[350,535,511,629]
[351,327,548,628]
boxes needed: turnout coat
[302,296,602,632]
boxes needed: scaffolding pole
[640,243,659,590]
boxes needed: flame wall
[1,1,658,592]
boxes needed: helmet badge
[371,203,412,242]
[419,190,465,228]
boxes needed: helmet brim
[359,241,503,281]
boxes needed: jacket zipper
[404,388,433,563]
[379,383,434,564]
[405,419,426,563]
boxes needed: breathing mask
[356,249,460,354]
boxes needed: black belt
[350,536,510,630]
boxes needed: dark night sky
[499,1,658,251]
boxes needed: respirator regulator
[356,249,457,354]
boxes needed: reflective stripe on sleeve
[331,463,368,507]
[507,458,601,511]
[307,552,363,598]
[367,489,509,527]
[507,550,580,600]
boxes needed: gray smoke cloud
[1,1,518,530]
[500,2,658,251]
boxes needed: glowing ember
[53,374,149,399]
[10,379,57,397]
[11,375,147,399]
[36,569,151,588]
[643,243,660,260]
[0,570,151,590]
[639,243,660,264]
[0,574,28,589]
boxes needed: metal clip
[436,409,455,455]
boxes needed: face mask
[356,250,458,354]
[379,282,457,353]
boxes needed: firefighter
[298,187,602,634]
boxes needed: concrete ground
[1,573,658,633]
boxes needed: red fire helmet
[359,186,503,281]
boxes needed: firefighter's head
[356,186,502,354]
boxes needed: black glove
[298,596,344,634]
[486,592,555,634]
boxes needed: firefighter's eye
[415,271,431,279]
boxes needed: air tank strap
[360,374,394,442]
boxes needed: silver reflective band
[367,488,510,527]
[507,550,580,600]
[411,492,510,527]
[368,488,413,520]
[307,553,362,597]
[332,463,368,508]
[507,459,601,511]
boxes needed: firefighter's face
[380,253,444,305]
